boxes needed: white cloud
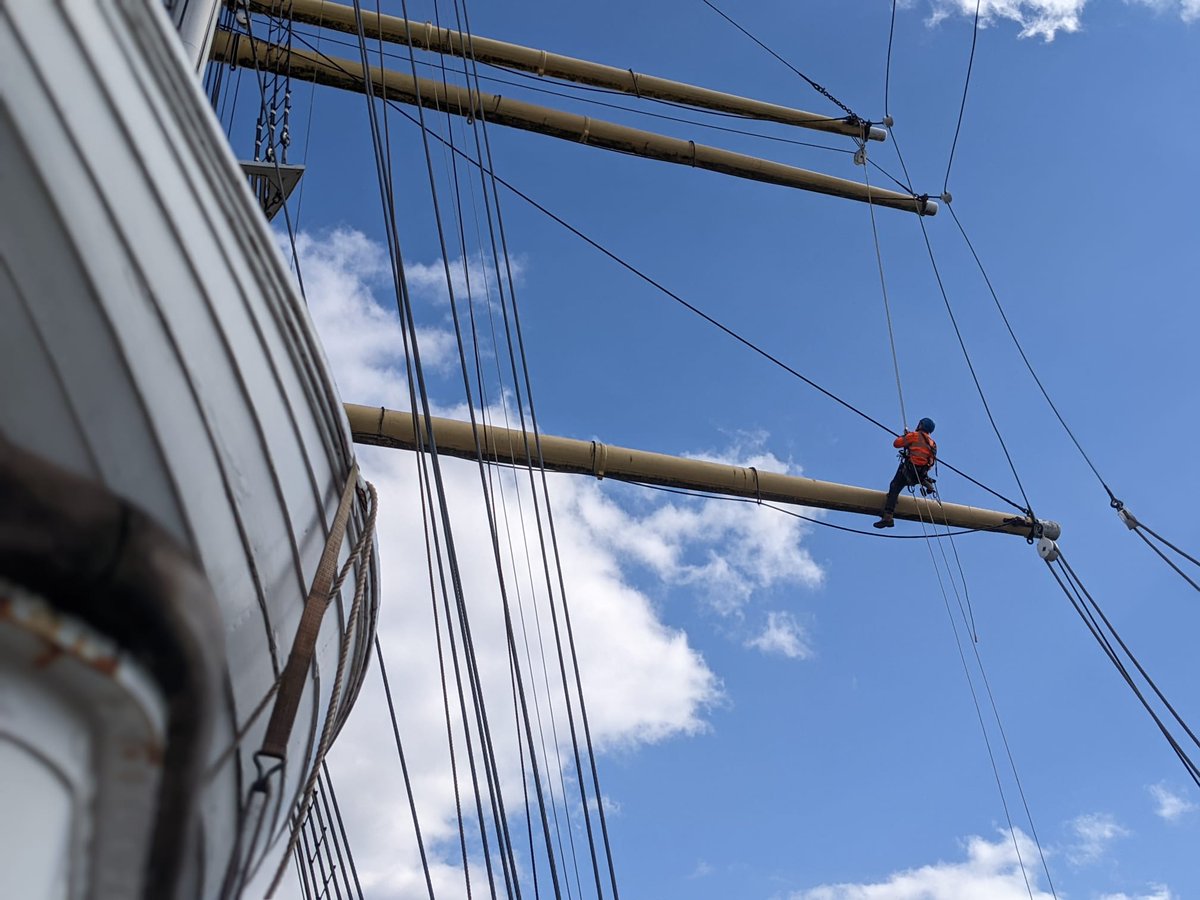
[1098,886,1176,900]
[574,477,824,617]
[288,228,458,408]
[1066,812,1130,866]
[926,0,1199,39]
[259,227,827,897]
[789,828,1054,899]
[1148,782,1198,823]
[746,610,813,659]
[690,859,715,879]
[926,0,1089,40]
[404,251,524,308]
[1126,0,1200,23]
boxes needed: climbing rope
[859,143,908,432]
[906,485,1040,900]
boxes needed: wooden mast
[244,0,886,141]
[344,405,1054,538]
[210,32,935,215]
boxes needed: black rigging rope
[321,762,365,900]
[915,212,1035,517]
[1129,526,1200,593]
[346,2,528,895]
[943,0,982,194]
[947,204,1200,592]
[908,489,1039,900]
[453,0,617,891]
[375,637,440,900]
[1045,556,1200,786]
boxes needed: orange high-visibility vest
[893,430,937,467]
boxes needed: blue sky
[226,1,1199,897]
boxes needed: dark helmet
[917,417,936,434]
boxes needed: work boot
[873,513,895,529]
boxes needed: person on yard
[873,417,937,529]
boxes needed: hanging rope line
[943,0,982,195]
[906,488,1040,900]
[1045,555,1200,787]
[876,13,1055,893]
[700,0,865,127]
[860,148,908,431]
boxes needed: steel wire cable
[474,468,1017,540]
[346,2,526,894]
[375,637,439,900]
[914,209,1036,517]
[1135,521,1200,570]
[453,2,618,895]
[946,204,1200,591]
[295,815,318,899]
[424,3,590,887]
[395,0,610,892]
[1130,527,1200,593]
[321,762,365,899]
[512,656,545,900]
[1046,557,1200,785]
[420,449,507,900]
[700,0,865,125]
[943,0,982,194]
[393,0,597,892]
[1057,556,1200,754]
[932,495,978,640]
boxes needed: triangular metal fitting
[239,160,305,221]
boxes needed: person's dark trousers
[884,461,929,515]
